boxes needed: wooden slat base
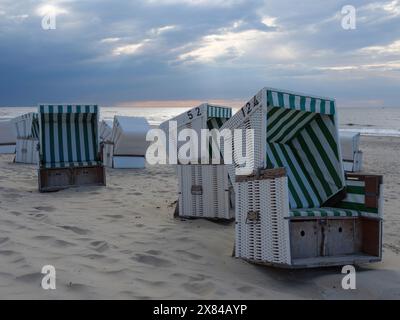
[39,166,106,192]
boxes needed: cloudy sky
[0,0,399,107]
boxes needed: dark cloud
[0,0,399,107]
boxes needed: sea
[1,106,400,137]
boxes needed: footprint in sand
[132,254,174,268]
[66,282,90,291]
[29,213,48,221]
[84,253,106,260]
[5,193,20,199]
[146,250,162,255]
[89,241,109,253]
[182,281,215,296]
[0,237,10,246]
[11,255,27,264]
[33,235,53,241]
[59,225,90,235]
[135,278,167,287]
[0,250,15,256]
[9,211,22,216]
[175,249,203,261]
[104,214,124,219]
[53,239,76,248]
[237,285,256,293]
[158,227,173,232]
[16,272,42,284]
[34,206,56,212]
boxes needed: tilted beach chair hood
[221,88,383,268]
[160,103,234,220]
[12,112,40,164]
[38,104,106,192]
[102,116,150,169]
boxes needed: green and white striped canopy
[206,105,232,159]
[266,89,336,115]
[336,178,380,217]
[207,106,232,130]
[220,88,348,212]
[207,105,232,120]
[38,105,100,169]
[265,89,344,209]
[290,207,359,218]
[12,112,39,139]
[289,176,380,218]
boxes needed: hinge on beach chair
[191,185,203,195]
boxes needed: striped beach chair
[38,105,106,192]
[221,88,383,268]
[160,103,234,220]
[12,113,40,164]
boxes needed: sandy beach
[0,135,399,300]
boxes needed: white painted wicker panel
[220,90,266,192]
[178,165,232,219]
[15,139,39,165]
[178,165,203,217]
[261,177,291,264]
[160,105,208,161]
[235,175,291,265]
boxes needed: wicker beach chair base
[235,168,383,268]
[178,164,233,220]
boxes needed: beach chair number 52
[187,107,202,120]
[241,96,260,117]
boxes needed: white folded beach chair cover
[339,131,363,172]
[0,120,17,154]
[99,119,113,142]
[38,105,101,169]
[12,113,40,164]
[221,87,346,208]
[159,103,232,162]
[111,116,151,157]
